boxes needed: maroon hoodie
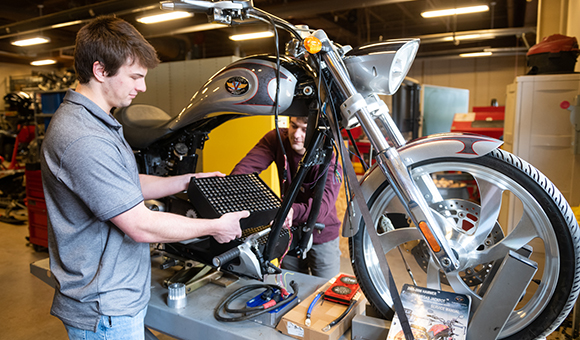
[231,128,342,244]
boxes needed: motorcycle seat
[114,104,174,149]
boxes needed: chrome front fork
[315,30,460,272]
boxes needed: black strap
[330,118,415,340]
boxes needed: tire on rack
[349,148,580,340]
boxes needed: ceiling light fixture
[229,31,275,41]
[442,33,496,42]
[443,34,481,41]
[459,51,493,58]
[31,59,57,66]
[136,11,193,24]
[421,5,489,18]
[12,36,51,47]
[51,20,84,29]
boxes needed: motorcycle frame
[150,2,506,280]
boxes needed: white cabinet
[504,73,580,228]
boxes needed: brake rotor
[408,199,505,286]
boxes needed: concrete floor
[0,214,68,339]
[2,208,573,340]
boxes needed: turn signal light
[304,36,322,54]
[418,221,441,253]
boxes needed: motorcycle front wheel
[350,149,580,340]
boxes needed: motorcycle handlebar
[162,0,304,40]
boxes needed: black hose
[214,281,299,322]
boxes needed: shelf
[30,90,67,164]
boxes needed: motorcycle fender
[342,133,503,237]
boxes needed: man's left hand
[191,171,225,179]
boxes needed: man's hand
[283,207,294,229]
[192,171,225,179]
[140,171,227,200]
[213,210,249,243]
[174,171,226,194]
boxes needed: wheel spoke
[380,227,421,253]
[483,210,539,260]
[468,175,504,248]
[446,271,482,310]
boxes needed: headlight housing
[343,39,420,95]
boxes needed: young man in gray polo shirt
[40,16,248,340]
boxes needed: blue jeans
[282,238,341,279]
[64,307,147,340]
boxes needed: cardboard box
[276,274,366,340]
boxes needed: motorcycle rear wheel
[349,149,580,339]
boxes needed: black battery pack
[187,173,281,230]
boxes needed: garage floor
[0,214,68,338]
[1,210,574,340]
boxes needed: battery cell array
[187,173,281,229]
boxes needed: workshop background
[1,0,580,339]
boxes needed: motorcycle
[2,92,36,168]
[425,314,466,340]
[393,309,466,340]
[114,1,580,339]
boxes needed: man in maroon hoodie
[231,116,342,279]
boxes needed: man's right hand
[213,211,249,243]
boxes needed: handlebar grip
[212,246,241,267]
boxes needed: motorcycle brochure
[387,284,470,340]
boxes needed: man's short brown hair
[74,16,160,84]
[293,116,308,124]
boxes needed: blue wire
[307,292,323,317]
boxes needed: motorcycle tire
[349,148,580,340]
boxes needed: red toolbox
[25,164,48,249]
[450,106,505,139]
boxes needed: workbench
[30,255,332,340]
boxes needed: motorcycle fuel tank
[167,55,313,131]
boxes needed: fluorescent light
[52,20,83,29]
[12,37,50,47]
[136,11,193,24]
[229,31,274,41]
[459,51,493,58]
[422,5,489,18]
[31,59,57,66]
[443,34,481,41]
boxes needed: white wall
[407,54,529,111]
[567,0,580,73]
[132,56,238,116]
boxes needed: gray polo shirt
[40,89,149,332]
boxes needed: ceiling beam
[0,0,414,39]
[396,3,422,25]
[414,26,536,44]
[0,0,160,40]
[299,16,359,45]
[260,0,413,19]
